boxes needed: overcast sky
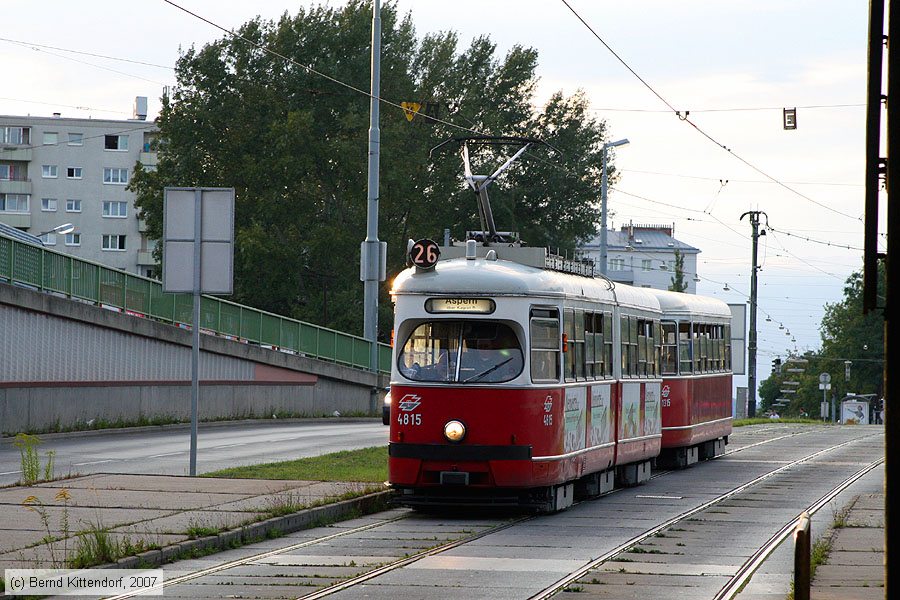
[1,1,881,391]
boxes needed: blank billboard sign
[163,187,234,295]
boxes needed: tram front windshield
[399,321,524,383]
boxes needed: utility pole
[361,0,384,374]
[741,211,766,418]
[599,138,629,276]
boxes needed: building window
[43,132,58,145]
[609,258,625,271]
[102,234,126,251]
[104,135,129,151]
[0,193,29,212]
[39,233,57,246]
[103,168,128,184]
[42,165,58,178]
[41,198,58,212]
[66,199,82,212]
[0,164,24,181]
[66,167,83,179]
[102,200,128,218]
[65,232,81,246]
[0,126,30,145]
[68,133,83,146]
[641,259,652,272]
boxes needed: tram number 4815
[398,413,422,426]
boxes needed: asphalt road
[0,419,389,486]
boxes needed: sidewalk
[0,473,389,572]
[810,492,885,599]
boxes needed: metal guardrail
[0,233,392,374]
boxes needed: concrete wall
[0,283,388,434]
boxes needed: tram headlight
[443,420,466,443]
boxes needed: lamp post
[37,223,75,244]
[599,138,629,276]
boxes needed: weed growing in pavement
[67,519,158,568]
[14,433,56,484]
[22,488,72,567]
[563,584,584,592]
[185,517,224,539]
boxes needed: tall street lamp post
[600,138,629,276]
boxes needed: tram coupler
[616,460,652,487]
[657,445,699,469]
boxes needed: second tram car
[647,290,733,468]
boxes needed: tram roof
[642,288,732,320]
[392,257,620,304]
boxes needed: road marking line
[73,460,115,466]
[148,452,182,458]
[0,470,22,475]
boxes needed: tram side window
[725,324,732,371]
[585,312,597,379]
[679,322,693,374]
[714,325,724,371]
[652,319,661,376]
[637,320,648,377]
[574,309,586,380]
[621,315,638,377]
[531,308,560,382]
[603,313,613,377]
[564,308,575,381]
[661,322,677,375]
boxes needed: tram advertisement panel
[644,383,661,436]
[564,388,586,453]
[621,384,641,439]
[590,386,613,446]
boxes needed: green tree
[130,1,611,338]
[756,265,884,415]
[668,248,687,292]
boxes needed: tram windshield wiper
[464,356,514,383]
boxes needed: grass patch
[733,417,824,427]
[202,446,388,482]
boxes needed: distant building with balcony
[0,98,158,276]
[578,222,701,293]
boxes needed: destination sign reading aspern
[425,298,496,314]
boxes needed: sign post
[818,372,832,422]
[163,187,234,476]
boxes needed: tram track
[100,426,875,600]
[529,431,883,599]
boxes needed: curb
[103,490,396,570]
[0,417,381,443]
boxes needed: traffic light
[772,357,782,374]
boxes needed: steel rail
[103,513,411,599]
[529,431,883,600]
[713,456,885,600]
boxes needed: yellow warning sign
[401,102,421,122]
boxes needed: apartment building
[0,98,158,276]
[578,222,701,293]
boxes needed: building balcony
[139,151,158,167]
[0,180,32,195]
[0,147,32,161]
[137,251,156,266]
[0,213,31,229]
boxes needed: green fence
[0,234,392,374]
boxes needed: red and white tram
[646,289,733,467]
[387,243,667,511]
